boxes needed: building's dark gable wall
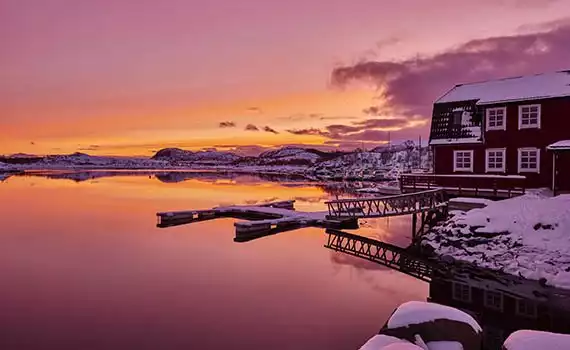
[432,96,570,190]
[430,100,481,142]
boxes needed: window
[516,299,537,318]
[453,150,474,172]
[486,107,506,131]
[484,290,503,311]
[518,104,541,129]
[518,148,540,173]
[485,148,506,173]
[452,282,472,302]
[452,110,463,126]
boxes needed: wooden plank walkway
[157,200,358,242]
[324,229,438,282]
[325,189,448,219]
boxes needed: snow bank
[424,194,570,288]
[358,335,412,350]
[425,341,463,350]
[386,301,482,333]
[503,330,570,350]
[448,198,492,205]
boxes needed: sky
[2,0,570,156]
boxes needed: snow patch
[386,301,482,333]
[358,335,411,350]
[503,330,570,350]
[425,341,463,350]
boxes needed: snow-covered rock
[503,330,570,350]
[423,194,570,289]
[386,301,481,333]
[424,341,462,350]
[358,335,420,350]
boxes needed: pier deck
[157,200,358,241]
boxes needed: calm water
[0,172,427,350]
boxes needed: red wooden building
[403,71,570,197]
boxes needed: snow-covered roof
[547,140,570,151]
[386,301,482,333]
[436,71,570,105]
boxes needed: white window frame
[516,299,537,318]
[485,148,506,173]
[486,107,506,131]
[452,282,472,303]
[453,150,474,172]
[518,147,540,173]
[518,104,541,129]
[483,290,504,311]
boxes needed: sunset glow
[2,0,570,155]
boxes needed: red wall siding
[433,96,570,190]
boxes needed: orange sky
[2,0,569,156]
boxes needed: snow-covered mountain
[2,141,431,181]
[151,148,194,161]
[186,150,241,164]
[152,148,241,164]
[244,146,325,166]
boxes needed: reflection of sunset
[0,175,427,348]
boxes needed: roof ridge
[456,71,567,87]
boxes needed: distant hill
[151,148,241,164]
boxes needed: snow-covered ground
[423,194,570,289]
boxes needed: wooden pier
[157,200,358,242]
[325,189,447,219]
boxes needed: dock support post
[412,212,417,239]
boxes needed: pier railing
[325,229,436,282]
[325,189,447,219]
[400,173,526,198]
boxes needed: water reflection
[428,272,570,350]
[0,173,427,350]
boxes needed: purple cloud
[332,22,570,118]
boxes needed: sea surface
[0,171,427,350]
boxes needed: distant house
[402,71,570,196]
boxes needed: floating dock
[157,200,358,242]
